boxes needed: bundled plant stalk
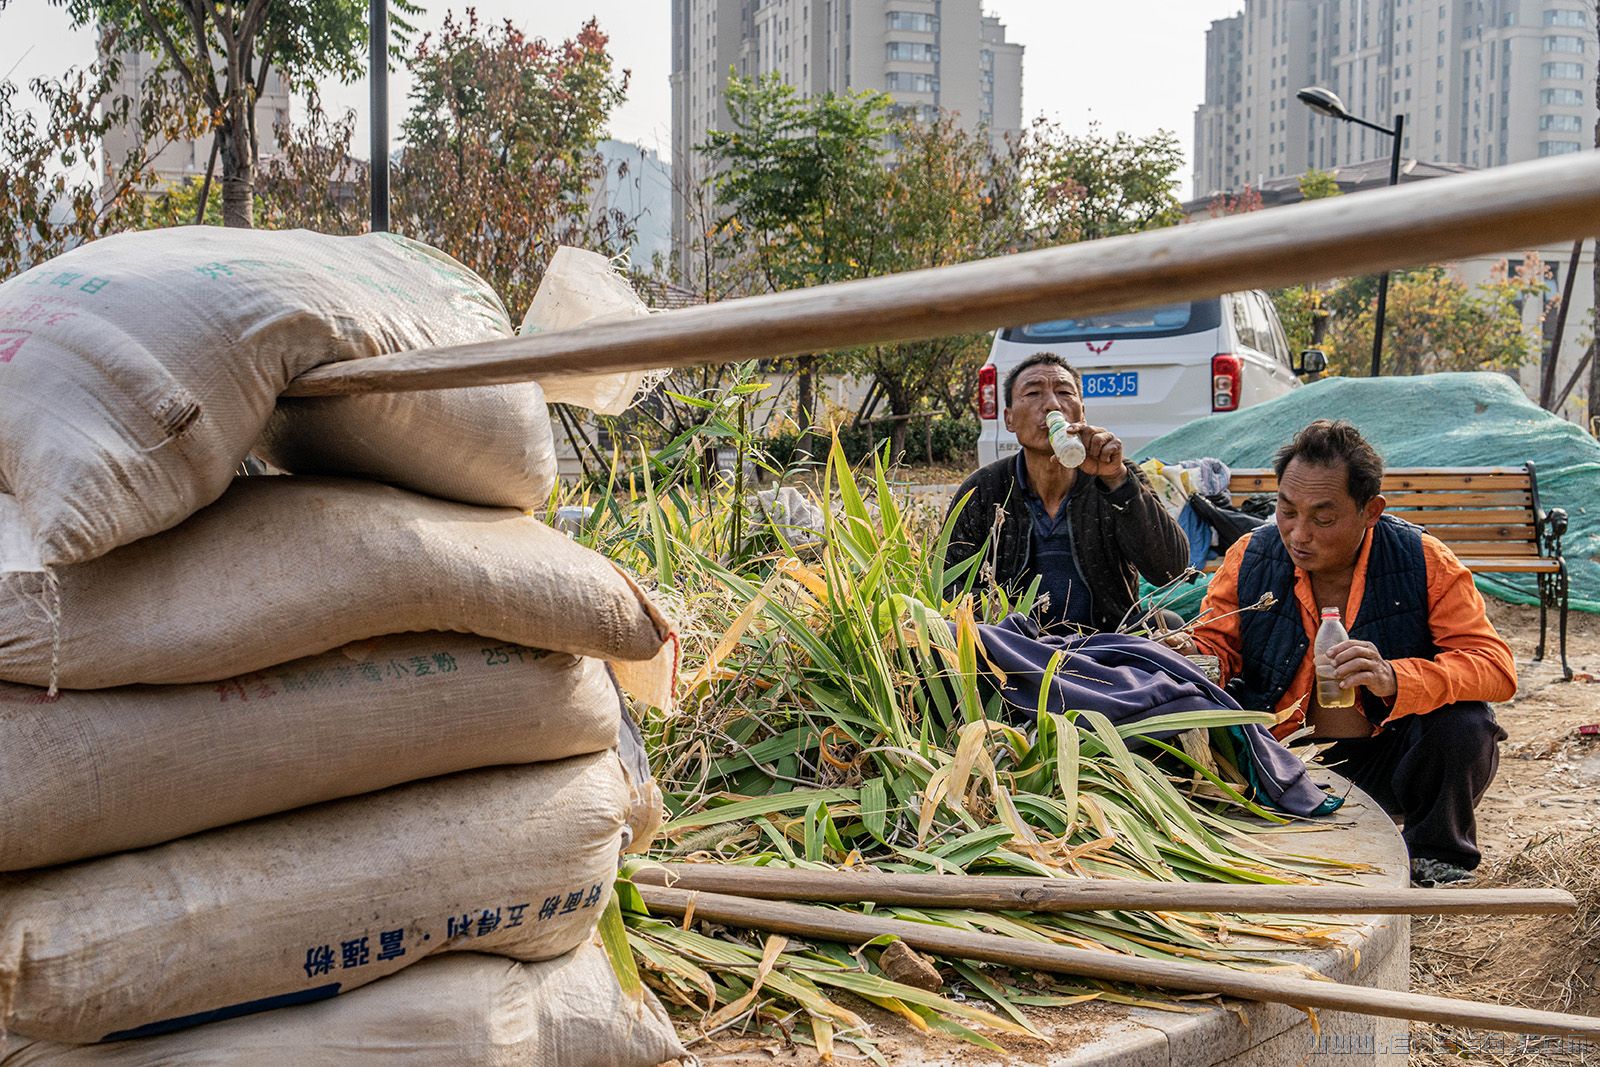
[551,417,1357,1060]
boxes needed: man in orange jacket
[1174,420,1515,885]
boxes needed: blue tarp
[1135,372,1600,616]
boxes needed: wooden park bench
[1218,465,1572,679]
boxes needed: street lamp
[370,0,390,233]
[1297,87,1404,378]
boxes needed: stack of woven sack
[0,229,682,1065]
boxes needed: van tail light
[1212,353,1242,412]
[978,364,998,420]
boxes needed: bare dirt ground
[1473,601,1600,860]
[1405,600,1600,1065]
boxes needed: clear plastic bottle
[1045,410,1086,469]
[1314,607,1357,708]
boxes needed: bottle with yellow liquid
[1314,607,1357,709]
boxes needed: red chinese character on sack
[0,330,29,363]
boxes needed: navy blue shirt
[1014,452,1094,629]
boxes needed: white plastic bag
[519,247,666,416]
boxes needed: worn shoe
[1410,857,1474,887]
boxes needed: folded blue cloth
[968,615,1341,817]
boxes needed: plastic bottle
[1314,607,1357,708]
[1045,410,1086,470]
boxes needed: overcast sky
[1,1,1247,198]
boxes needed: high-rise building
[670,0,1024,272]
[1192,0,1597,198]
[1194,14,1246,199]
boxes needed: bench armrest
[1542,507,1568,558]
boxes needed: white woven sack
[0,477,676,707]
[0,755,629,1044]
[0,227,549,574]
[519,247,665,416]
[0,945,684,1067]
[0,635,624,871]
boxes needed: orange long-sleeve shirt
[1193,526,1517,739]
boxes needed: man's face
[1004,364,1084,454]
[1275,457,1385,577]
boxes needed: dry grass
[1408,833,1600,1064]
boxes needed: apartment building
[670,0,1024,270]
[101,46,292,197]
[1193,0,1597,198]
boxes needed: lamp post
[1297,87,1403,378]
[370,0,390,233]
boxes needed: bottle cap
[1320,607,1341,619]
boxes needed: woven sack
[0,945,683,1067]
[0,755,628,1044]
[0,634,624,871]
[0,477,674,700]
[0,228,549,574]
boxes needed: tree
[841,115,1022,456]
[1207,184,1261,218]
[256,92,367,234]
[1317,262,1547,377]
[54,0,400,227]
[702,74,892,433]
[391,13,632,317]
[1,31,209,279]
[1591,1,1599,435]
[1297,168,1343,200]
[1016,120,1185,243]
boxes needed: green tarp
[1135,372,1600,616]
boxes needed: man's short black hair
[1004,352,1082,408]
[1273,419,1386,504]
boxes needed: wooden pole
[637,885,1600,1039]
[635,863,1575,916]
[1539,241,1585,409]
[282,152,1600,399]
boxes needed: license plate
[1082,371,1139,398]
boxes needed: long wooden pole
[637,886,1600,1039]
[635,863,1575,916]
[283,152,1600,398]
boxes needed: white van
[975,291,1320,465]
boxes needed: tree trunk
[218,80,255,228]
[795,356,816,433]
[1590,238,1599,436]
[886,383,911,464]
[795,355,820,461]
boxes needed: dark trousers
[1320,701,1507,870]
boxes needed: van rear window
[1001,299,1221,343]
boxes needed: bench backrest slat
[1213,466,1554,575]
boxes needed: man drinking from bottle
[943,352,1188,633]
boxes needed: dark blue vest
[1228,514,1436,722]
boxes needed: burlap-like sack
[0,756,629,1044]
[253,230,555,507]
[0,945,684,1066]
[0,477,674,694]
[0,228,551,574]
[0,634,623,872]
